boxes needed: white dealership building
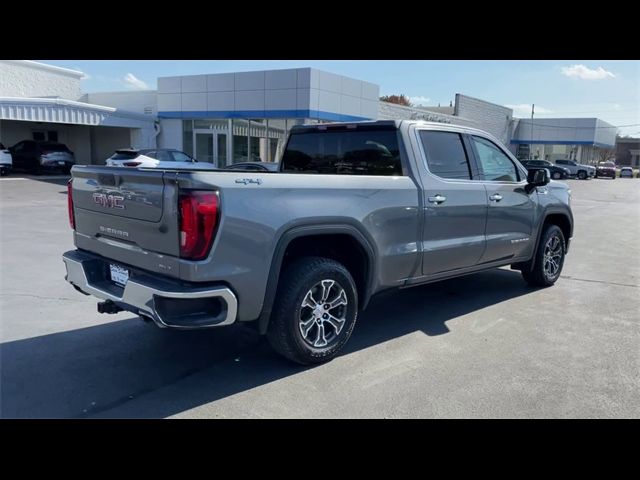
[0,60,617,166]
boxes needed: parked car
[520,160,569,180]
[224,162,280,172]
[620,167,634,178]
[9,140,75,174]
[64,120,573,365]
[0,142,12,176]
[595,161,616,179]
[555,159,596,179]
[105,148,217,170]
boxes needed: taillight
[178,190,220,260]
[123,161,142,167]
[67,179,75,230]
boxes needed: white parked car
[0,142,12,176]
[105,148,216,170]
[619,167,634,178]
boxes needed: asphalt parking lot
[1,174,638,418]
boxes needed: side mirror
[526,168,550,192]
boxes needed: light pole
[530,103,535,160]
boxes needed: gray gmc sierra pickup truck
[63,120,573,364]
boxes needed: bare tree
[380,94,412,107]
[597,147,616,163]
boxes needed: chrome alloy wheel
[299,279,348,348]
[543,234,563,279]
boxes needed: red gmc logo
[93,192,125,209]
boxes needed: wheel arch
[522,210,573,273]
[257,223,377,335]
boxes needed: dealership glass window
[419,130,472,180]
[269,138,279,162]
[182,117,314,165]
[182,120,193,157]
[32,131,46,141]
[232,119,249,163]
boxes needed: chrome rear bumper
[63,250,237,329]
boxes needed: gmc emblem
[93,192,125,209]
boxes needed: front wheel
[521,224,566,287]
[267,256,358,365]
[552,171,562,180]
[578,170,587,180]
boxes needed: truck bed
[69,165,420,321]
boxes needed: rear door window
[281,126,402,176]
[419,130,472,180]
[155,150,173,162]
[171,151,193,162]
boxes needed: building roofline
[3,60,84,78]
[84,89,158,95]
[0,96,154,122]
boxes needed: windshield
[599,162,615,167]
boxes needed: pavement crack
[560,276,639,288]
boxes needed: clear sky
[39,60,640,136]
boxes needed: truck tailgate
[71,166,180,259]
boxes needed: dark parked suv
[10,140,75,174]
[520,160,570,180]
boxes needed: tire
[552,171,562,180]
[577,170,587,180]
[521,224,566,287]
[267,256,358,365]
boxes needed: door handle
[428,194,447,204]
[489,193,503,202]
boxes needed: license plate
[109,264,129,286]
[58,161,66,165]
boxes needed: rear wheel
[267,256,358,365]
[521,224,565,287]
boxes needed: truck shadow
[1,268,535,418]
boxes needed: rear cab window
[110,151,140,161]
[40,143,70,152]
[281,124,403,176]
